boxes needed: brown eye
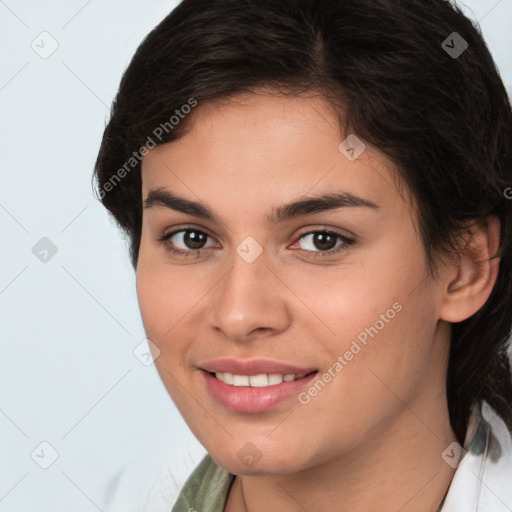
[158,228,216,254]
[180,230,208,249]
[295,230,354,255]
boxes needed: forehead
[140,91,406,217]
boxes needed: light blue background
[1,1,511,511]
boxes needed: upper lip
[199,358,318,376]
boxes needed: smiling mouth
[206,370,318,388]
[201,368,320,413]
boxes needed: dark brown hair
[93,0,512,443]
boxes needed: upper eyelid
[160,225,215,241]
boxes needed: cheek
[322,292,438,424]
[135,249,213,372]
[136,263,167,339]
[300,234,436,387]
[136,261,194,403]
[135,249,186,349]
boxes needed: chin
[210,447,304,476]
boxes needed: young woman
[94,0,512,510]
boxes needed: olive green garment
[171,453,235,512]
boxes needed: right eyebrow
[144,187,220,222]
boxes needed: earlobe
[439,215,501,323]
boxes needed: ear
[439,215,501,323]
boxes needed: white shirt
[441,400,512,511]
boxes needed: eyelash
[157,227,355,259]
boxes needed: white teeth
[214,371,310,387]
[268,373,284,385]
[223,372,234,385]
[249,374,269,387]
[233,375,250,386]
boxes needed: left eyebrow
[266,192,380,224]
[143,187,379,225]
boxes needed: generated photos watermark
[98,97,198,199]
[298,301,403,405]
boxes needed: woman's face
[136,91,449,474]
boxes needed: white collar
[441,400,512,511]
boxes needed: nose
[208,247,291,343]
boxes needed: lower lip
[200,370,318,413]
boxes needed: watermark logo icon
[133,338,161,366]
[237,442,262,468]
[31,441,59,469]
[31,31,59,59]
[338,134,366,161]
[441,442,467,468]
[236,236,263,264]
[441,32,468,59]
[32,237,58,263]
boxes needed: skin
[136,89,500,511]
